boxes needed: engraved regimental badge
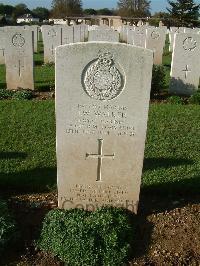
[82,51,125,101]
[12,33,25,47]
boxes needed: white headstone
[24,25,39,53]
[137,20,143,27]
[88,29,119,42]
[5,29,34,90]
[145,27,166,64]
[169,27,185,52]
[62,26,74,44]
[133,26,147,47]
[42,25,62,63]
[127,27,135,45]
[170,33,200,95]
[74,25,88,43]
[56,42,153,213]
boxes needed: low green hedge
[0,200,17,254]
[38,207,136,266]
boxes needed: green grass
[0,101,199,197]
[0,101,56,193]
[162,34,172,88]
[0,64,6,89]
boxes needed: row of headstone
[119,25,167,65]
[42,25,88,63]
[1,25,199,95]
[88,27,119,42]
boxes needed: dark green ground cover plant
[151,65,166,96]
[12,90,33,100]
[0,200,17,255]
[188,90,200,105]
[38,207,135,266]
[0,88,14,99]
[167,95,184,105]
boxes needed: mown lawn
[0,101,199,198]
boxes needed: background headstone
[24,25,39,53]
[88,29,119,42]
[42,25,62,63]
[61,25,74,44]
[56,42,153,213]
[145,27,166,64]
[5,29,34,90]
[170,33,200,95]
[133,26,147,47]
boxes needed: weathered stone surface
[170,33,200,95]
[42,25,62,63]
[127,27,135,45]
[5,29,34,90]
[133,26,147,47]
[169,27,185,52]
[56,42,153,213]
[74,25,88,42]
[61,26,74,44]
[24,25,39,53]
[88,29,119,42]
[145,27,166,64]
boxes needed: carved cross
[0,48,5,56]
[15,59,24,77]
[51,45,54,55]
[182,65,191,79]
[86,139,115,182]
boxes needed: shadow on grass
[0,152,27,160]
[0,167,57,195]
[34,59,43,66]
[143,157,193,171]
[35,83,52,91]
[0,82,6,89]
[140,175,200,212]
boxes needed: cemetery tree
[167,0,200,27]
[97,8,115,15]
[32,7,50,21]
[84,9,97,15]
[0,4,14,16]
[117,0,151,17]
[51,0,82,18]
[12,3,30,20]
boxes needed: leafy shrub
[151,65,166,96]
[0,200,17,254]
[167,95,184,105]
[0,89,14,100]
[188,90,200,105]
[12,90,33,100]
[38,207,136,266]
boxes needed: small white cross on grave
[86,139,115,182]
[182,65,191,79]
